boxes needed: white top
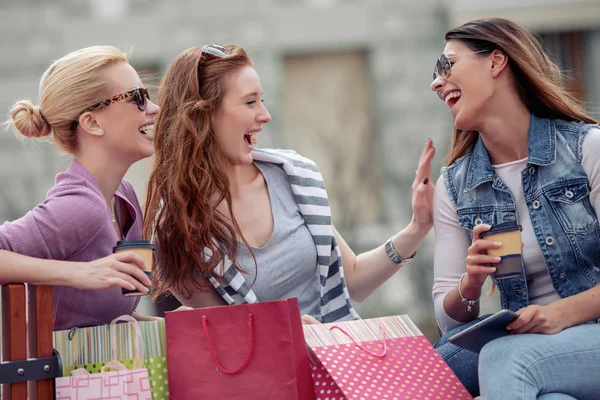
[433,128,600,333]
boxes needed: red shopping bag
[304,315,473,400]
[165,298,315,400]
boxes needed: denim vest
[442,114,600,313]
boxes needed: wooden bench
[1,284,57,400]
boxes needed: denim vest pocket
[545,182,598,234]
[457,210,518,232]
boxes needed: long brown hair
[143,45,254,298]
[444,18,597,165]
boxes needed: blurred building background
[1,0,600,342]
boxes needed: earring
[98,129,103,133]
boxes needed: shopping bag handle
[108,314,145,370]
[202,313,254,375]
[68,315,143,376]
[329,320,387,358]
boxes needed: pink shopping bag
[304,315,473,400]
[55,315,152,400]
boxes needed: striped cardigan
[207,148,360,323]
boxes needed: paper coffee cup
[480,221,522,257]
[480,221,523,279]
[113,240,154,296]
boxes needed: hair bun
[9,100,52,138]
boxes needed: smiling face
[211,65,271,167]
[91,62,160,163]
[430,40,495,131]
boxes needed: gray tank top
[236,161,320,317]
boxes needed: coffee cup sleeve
[493,254,522,279]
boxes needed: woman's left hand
[173,306,194,312]
[507,304,568,335]
[131,311,163,322]
[301,314,321,325]
[131,306,194,322]
[411,138,436,230]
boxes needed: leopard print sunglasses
[70,87,150,131]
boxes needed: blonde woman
[2,46,159,330]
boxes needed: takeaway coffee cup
[480,221,523,279]
[113,239,154,296]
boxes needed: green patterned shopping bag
[54,318,170,400]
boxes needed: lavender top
[0,160,142,330]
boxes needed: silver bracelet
[384,236,416,265]
[458,272,480,312]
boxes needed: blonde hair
[7,46,129,154]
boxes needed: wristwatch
[384,236,416,265]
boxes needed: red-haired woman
[144,44,435,324]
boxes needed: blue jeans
[434,315,491,397]
[479,323,600,399]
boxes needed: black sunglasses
[197,43,227,84]
[70,87,150,131]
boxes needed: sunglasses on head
[70,87,150,131]
[432,50,490,99]
[197,43,227,83]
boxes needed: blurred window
[538,31,585,101]
[282,50,382,232]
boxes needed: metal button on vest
[475,218,483,225]
[565,190,574,199]
[532,200,540,209]
[559,272,566,279]
[545,236,555,245]
[528,166,536,175]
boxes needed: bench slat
[2,284,28,400]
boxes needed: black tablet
[447,309,519,353]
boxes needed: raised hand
[411,138,436,230]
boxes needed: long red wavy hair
[143,45,254,299]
